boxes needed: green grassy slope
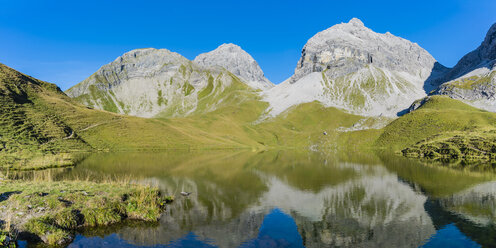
[373,96,496,161]
[30,78,269,151]
[0,64,91,168]
[256,102,368,148]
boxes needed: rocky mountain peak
[481,23,496,60]
[115,48,189,69]
[264,18,444,118]
[194,43,273,89]
[348,17,364,27]
[216,43,244,52]
[288,18,438,84]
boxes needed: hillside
[374,96,496,162]
[0,63,91,168]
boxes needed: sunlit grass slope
[373,96,496,161]
[0,64,91,168]
[255,102,372,148]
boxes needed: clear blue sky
[0,0,495,90]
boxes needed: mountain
[263,18,448,117]
[66,46,268,118]
[432,22,496,112]
[193,43,273,90]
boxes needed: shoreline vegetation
[0,174,173,246]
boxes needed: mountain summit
[288,18,440,84]
[264,18,446,117]
[194,43,273,90]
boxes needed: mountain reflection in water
[21,150,495,248]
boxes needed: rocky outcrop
[264,18,447,117]
[194,43,273,90]
[432,23,496,112]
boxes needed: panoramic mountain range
[66,18,495,119]
[2,18,496,169]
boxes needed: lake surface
[20,150,496,247]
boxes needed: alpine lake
[13,150,496,248]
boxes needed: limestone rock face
[264,18,446,117]
[432,23,496,112]
[66,47,264,118]
[194,43,273,90]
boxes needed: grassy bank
[376,96,496,150]
[370,96,496,163]
[0,177,173,246]
[402,131,496,162]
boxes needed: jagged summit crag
[263,18,447,117]
[193,43,273,90]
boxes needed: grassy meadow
[0,171,173,246]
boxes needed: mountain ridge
[66,46,266,118]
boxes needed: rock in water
[264,18,447,117]
[432,23,496,112]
